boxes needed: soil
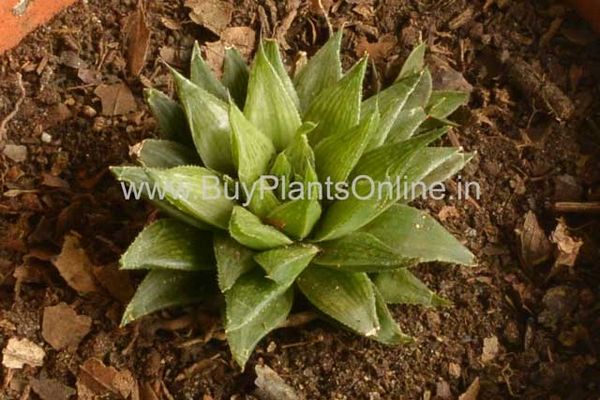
[1,0,599,399]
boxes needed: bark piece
[42,302,92,350]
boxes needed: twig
[0,73,26,141]
[553,202,600,214]
[278,311,318,328]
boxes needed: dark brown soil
[1,0,599,399]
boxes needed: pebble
[82,105,97,118]
[3,144,27,162]
[41,132,52,143]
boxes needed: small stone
[2,338,45,369]
[92,117,108,132]
[41,132,52,143]
[504,320,521,345]
[436,380,452,398]
[3,144,27,162]
[266,341,277,353]
[448,362,461,378]
[481,336,499,363]
[82,105,98,118]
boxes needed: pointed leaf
[130,139,201,168]
[121,270,212,325]
[314,110,379,184]
[267,156,321,239]
[427,90,469,119]
[229,206,292,250]
[214,233,257,292]
[227,287,292,369]
[225,268,299,331]
[244,43,301,150]
[374,268,451,307]
[254,244,318,284]
[386,107,427,143]
[170,68,234,173]
[313,232,414,272]
[266,197,321,240]
[397,42,426,80]
[229,101,275,185]
[222,47,250,108]
[294,30,342,112]
[361,204,475,265]
[144,88,191,144]
[297,267,379,336]
[269,152,292,199]
[190,41,228,101]
[313,129,446,241]
[262,39,300,108]
[406,150,474,202]
[110,166,211,230]
[283,126,316,177]
[362,73,421,150]
[146,166,235,230]
[245,178,282,219]
[304,58,367,145]
[121,219,214,271]
[403,68,433,110]
[371,284,414,344]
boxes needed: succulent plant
[111,31,475,369]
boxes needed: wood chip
[2,337,45,369]
[77,358,137,399]
[185,0,233,35]
[92,264,134,303]
[481,335,499,363]
[505,58,574,121]
[519,211,551,268]
[550,218,582,270]
[356,34,397,62]
[30,377,76,400]
[255,364,300,400]
[2,144,27,162]
[458,377,480,400]
[42,302,92,350]
[124,1,151,76]
[52,233,99,294]
[221,26,256,59]
[94,83,138,116]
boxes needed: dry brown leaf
[550,218,582,271]
[78,358,137,399]
[255,364,300,400]
[519,211,551,268]
[202,41,225,78]
[95,83,138,116]
[481,335,499,363]
[42,302,92,350]
[458,377,480,400]
[53,233,99,294]
[356,34,397,62]
[2,337,45,369]
[428,54,473,93]
[30,377,76,400]
[161,16,182,30]
[185,0,233,35]
[221,26,256,59]
[124,2,151,76]
[92,264,135,303]
[77,68,102,84]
